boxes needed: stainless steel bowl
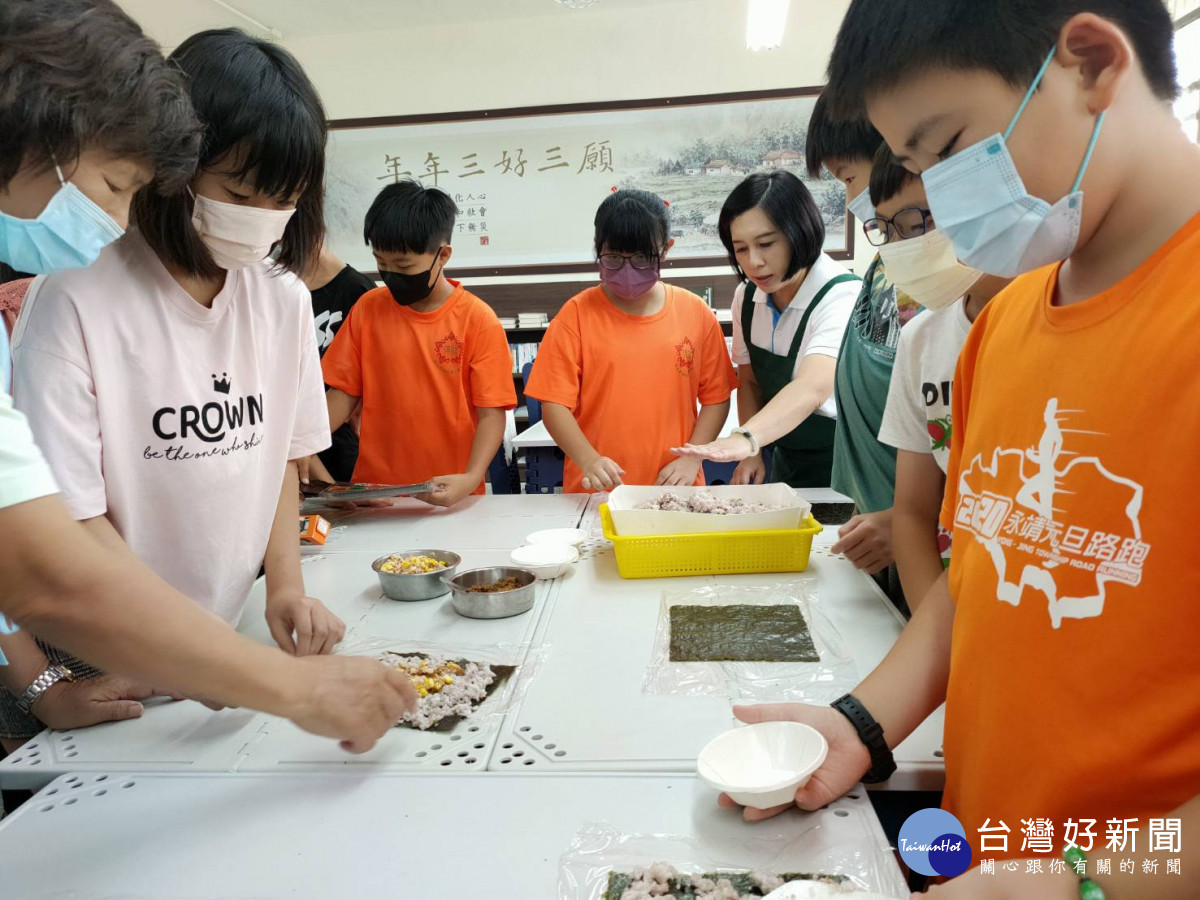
[371,551,462,601]
[444,566,537,619]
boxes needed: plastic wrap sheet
[643,581,859,705]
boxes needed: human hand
[417,473,478,508]
[716,702,870,821]
[33,675,159,730]
[266,593,346,656]
[671,434,755,463]
[581,456,625,491]
[655,456,702,487]
[731,454,766,485]
[285,655,418,753]
[831,510,894,575]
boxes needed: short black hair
[718,171,824,282]
[593,188,670,258]
[869,144,920,207]
[364,180,456,254]
[0,0,201,193]
[804,91,883,177]
[827,0,1177,120]
[133,29,327,278]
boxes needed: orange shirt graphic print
[435,332,464,374]
[951,397,1150,629]
[674,336,696,376]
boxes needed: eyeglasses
[598,252,659,270]
[863,206,933,247]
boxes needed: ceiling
[118,0,691,46]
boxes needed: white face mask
[190,191,296,271]
[877,229,981,311]
[847,188,876,224]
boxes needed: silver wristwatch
[16,664,74,714]
[731,427,761,456]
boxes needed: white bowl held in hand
[697,721,828,809]
[510,542,579,579]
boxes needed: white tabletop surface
[0,492,940,798]
[0,772,908,899]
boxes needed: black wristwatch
[831,693,896,783]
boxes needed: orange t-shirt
[321,280,515,488]
[938,213,1200,858]
[526,284,737,493]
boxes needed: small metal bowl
[371,551,462,602]
[444,566,538,619]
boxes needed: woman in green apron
[673,171,860,487]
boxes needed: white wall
[273,0,875,279]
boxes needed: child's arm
[892,449,948,612]
[262,461,345,656]
[542,401,625,491]
[325,388,359,434]
[657,399,729,486]
[421,407,507,508]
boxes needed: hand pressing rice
[379,653,497,730]
[634,490,778,515]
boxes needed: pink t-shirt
[11,232,330,624]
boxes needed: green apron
[743,274,861,488]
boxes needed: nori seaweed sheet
[668,605,818,663]
[603,870,848,899]
[382,653,516,732]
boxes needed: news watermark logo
[899,808,973,878]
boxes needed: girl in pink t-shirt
[3,30,341,745]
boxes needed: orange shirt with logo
[938,214,1200,857]
[321,280,515,489]
[526,284,737,493]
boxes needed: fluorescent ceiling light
[746,0,789,51]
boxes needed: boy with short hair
[321,181,515,507]
[868,150,1011,612]
[727,3,1200,895]
[805,93,922,588]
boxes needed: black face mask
[380,255,445,307]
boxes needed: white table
[514,394,742,450]
[0,498,583,790]
[0,772,908,899]
[488,496,943,791]
[310,495,588,553]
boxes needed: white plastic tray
[607,483,809,536]
[0,772,907,899]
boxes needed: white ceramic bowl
[510,543,579,579]
[525,527,588,547]
[697,721,828,809]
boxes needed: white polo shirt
[729,253,858,419]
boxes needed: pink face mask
[599,258,660,300]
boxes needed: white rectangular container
[607,484,810,536]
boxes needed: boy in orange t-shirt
[526,189,736,493]
[718,3,1200,897]
[321,181,515,507]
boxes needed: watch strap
[16,664,74,715]
[831,692,897,784]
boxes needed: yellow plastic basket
[599,503,823,580]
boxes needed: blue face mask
[847,188,876,225]
[920,48,1105,278]
[0,160,125,274]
